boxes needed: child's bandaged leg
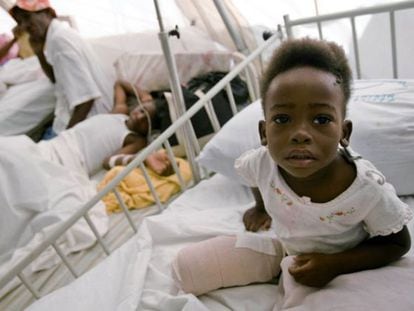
[172,235,283,296]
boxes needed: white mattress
[26,174,414,311]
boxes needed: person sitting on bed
[38,83,173,178]
[235,37,412,288]
[9,0,114,137]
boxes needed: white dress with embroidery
[235,146,413,255]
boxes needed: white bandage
[121,154,134,165]
[108,155,121,168]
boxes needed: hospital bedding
[91,27,236,92]
[26,174,414,311]
[3,2,414,309]
[0,140,191,309]
[0,57,55,139]
[0,25,244,310]
[0,27,236,140]
[0,135,108,298]
[23,72,414,310]
[98,157,192,213]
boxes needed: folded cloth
[172,234,284,296]
[98,157,192,213]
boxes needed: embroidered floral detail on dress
[270,181,293,206]
[320,207,356,223]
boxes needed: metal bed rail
[283,0,414,79]
[0,30,282,300]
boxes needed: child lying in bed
[236,37,412,288]
[37,82,173,178]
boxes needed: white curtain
[0,0,188,38]
[1,0,411,78]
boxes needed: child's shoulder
[354,157,388,191]
[236,146,269,164]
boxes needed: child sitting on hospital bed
[173,38,412,295]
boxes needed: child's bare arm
[288,226,411,287]
[243,187,272,232]
[102,136,173,176]
[102,136,147,170]
[30,37,55,83]
[112,82,129,115]
[67,100,94,129]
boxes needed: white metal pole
[153,0,201,182]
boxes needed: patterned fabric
[235,146,413,255]
[15,0,50,12]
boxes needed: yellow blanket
[98,157,192,213]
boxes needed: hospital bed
[2,1,414,310]
[0,24,247,142]
[0,20,259,311]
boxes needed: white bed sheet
[0,57,55,136]
[26,174,414,311]
[0,136,108,299]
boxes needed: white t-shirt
[235,146,413,255]
[71,114,132,175]
[44,19,114,133]
[38,114,132,177]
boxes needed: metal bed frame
[283,0,414,79]
[0,28,281,308]
[2,0,414,309]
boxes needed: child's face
[126,101,156,135]
[259,66,351,179]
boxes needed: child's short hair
[261,37,352,113]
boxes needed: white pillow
[197,100,263,183]
[197,79,414,195]
[348,80,414,195]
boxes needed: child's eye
[272,114,290,124]
[313,115,332,125]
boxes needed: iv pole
[153,0,201,182]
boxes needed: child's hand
[288,253,337,287]
[243,206,272,232]
[145,150,174,176]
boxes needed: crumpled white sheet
[27,174,414,311]
[0,56,55,136]
[275,255,414,311]
[0,135,108,297]
[0,56,45,87]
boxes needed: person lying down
[36,80,175,178]
[0,82,178,270]
[92,80,193,213]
